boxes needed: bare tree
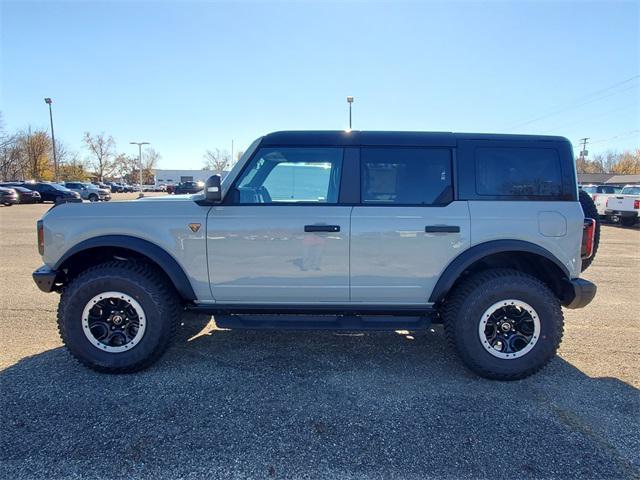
[83,132,116,181]
[203,148,231,174]
[140,148,161,184]
[112,153,137,181]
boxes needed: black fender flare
[428,239,571,304]
[54,235,197,301]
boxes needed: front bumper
[563,278,597,309]
[33,265,59,293]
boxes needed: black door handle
[425,225,460,233]
[304,225,341,233]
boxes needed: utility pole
[130,141,150,198]
[346,96,354,130]
[44,98,58,180]
[231,139,234,169]
[578,137,590,161]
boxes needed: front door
[207,146,351,303]
[350,146,470,304]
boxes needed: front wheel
[443,269,564,380]
[88,194,99,202]
[57,260,181,373]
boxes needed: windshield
[621,186,640,195]
[221,137,263,197]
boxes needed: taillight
[581,218,596,260]
[37,220,44,255]
[592,195,598,203]
[606,198,610,207]
[634,199,640,209]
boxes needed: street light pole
[44,98,58,180]
[130,141,150,198]
[346,96,354,130]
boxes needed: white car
[580,184,623,216]
[604,185,640,227]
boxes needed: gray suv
[64,182,111,202]
[33,131,598,380]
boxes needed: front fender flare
[54,235,197,301]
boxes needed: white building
[153,169,218,187]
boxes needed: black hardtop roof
[261,130,570,147]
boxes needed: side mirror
[204,175,222,203]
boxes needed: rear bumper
[33,265,59,293]
[605,209,638,219]
[562,278,597,309]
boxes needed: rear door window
[475,147,562,197]
[360,148,452,205]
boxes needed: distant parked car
[109,182,124,193]
[92,181,111,190]
[166,184,175,194]
[11,186,41,204]
[64,182,111,202]
[173,181,204,195]
[22,182,82,204]
[0,186,18,206]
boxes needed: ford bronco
[33,131,598,380]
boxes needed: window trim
[223,144,347,206]
[358,146,455,207]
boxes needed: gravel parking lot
[1,201,639,479]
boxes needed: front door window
[233,147,343,204]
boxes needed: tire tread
[443,268,564,380]
[57,260,181,373]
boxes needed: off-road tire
[57,260,181,373]
[443,269,564,381]
[579,189,600,271]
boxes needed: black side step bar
[212,313,433,331]
[187,304,436,316]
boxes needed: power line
[589,129,640,145]
[506,75,640,131]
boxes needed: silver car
[34,131,598,380]
[64,182,111,202]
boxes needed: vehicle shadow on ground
[1,314,639,479]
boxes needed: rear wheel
[57,261,181,373]
[443,269,564,380]
[579,189,600,271]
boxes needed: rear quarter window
[475,147,562,197]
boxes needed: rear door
[350,147,470,304]
[207,146,352,303]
